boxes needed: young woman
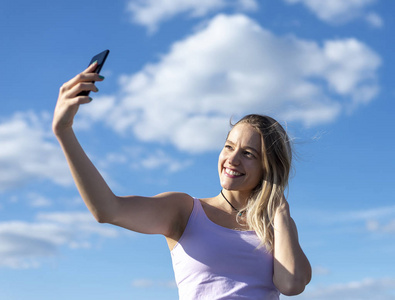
[53,62,311,299]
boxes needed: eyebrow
[225,140,260,155]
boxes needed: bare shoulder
[154,192,194,212]
[146,192,194,228]
[154,191,192,200]
[155,191,194,227]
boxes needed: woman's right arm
[53,63,192,238]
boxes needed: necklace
[220,190,244,217]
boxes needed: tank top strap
[192,197,203,214]
[187,197,206,226]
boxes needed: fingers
[58,61,105,103]
[54,62,106,134]
[85,60,99,73]
[65,72,104,93]
[68,81,99,98]
[70,95,93,106]
[62,61,104,92]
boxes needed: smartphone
[77,49,110,96]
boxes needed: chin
[220,182,236,191]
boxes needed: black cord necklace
[221,190,243,217]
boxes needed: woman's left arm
[272,199,312,296]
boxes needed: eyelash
[224,145,256,159]
[243,151,255,158]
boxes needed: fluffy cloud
[26,192,53,207]
[74,95,117,131]
[136,149,193,173]
[365,12,384,28]
[0,212,119,269]
[84,14,380,153]
[0,111,72,191]
[127,0,258,32]
[284,0,382,26]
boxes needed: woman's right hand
[52,62,104,136]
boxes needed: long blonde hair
[233,114,292,252]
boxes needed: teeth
[225,168,242,176]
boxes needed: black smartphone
[77,49,110,96]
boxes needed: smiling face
[218,123,264,195]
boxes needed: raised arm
[272,199,312,296]
[53,63,192,239]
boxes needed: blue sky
[1,0,394,299]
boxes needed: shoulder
[155,192,194,219]
[154,192,194,206]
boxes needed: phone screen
[77,49,110,96]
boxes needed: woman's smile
[218,123,263,193]
[223,167,243,177]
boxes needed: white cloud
[284,278,395,300]
[127,0,258,32]
[138,149,193,173]
[27,192,52,208]
[283,0,380,26]
[81,144,193,174]
[0,111,73,191]
[83,14,380,153]
[366,219,395,234]
[365,12,384,28]
[0,212,119,269]
[75,95,116,131]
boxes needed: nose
[228,150,241,166]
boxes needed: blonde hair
[233,114,292,252]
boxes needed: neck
[220,189,249,211]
